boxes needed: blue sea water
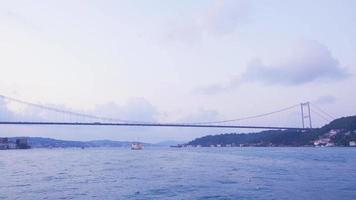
[0,147,356,200]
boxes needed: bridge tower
[300,102,312,128]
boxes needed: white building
[7,143,17,149]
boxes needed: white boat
[131,143,143,150]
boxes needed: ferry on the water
[131,143,143,150]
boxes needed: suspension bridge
[0,95,335,131]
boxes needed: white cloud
[165,0,250,44]
[241,40,350,85]
[198,40,350,94]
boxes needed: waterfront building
[0,137,30,150]
[350,141,356,147]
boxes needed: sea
[1,147,356,200]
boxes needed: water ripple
[0,147,355,200]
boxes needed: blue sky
[0,0,356,142]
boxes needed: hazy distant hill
[187,115,356,147]
[5,137,184,148]
[155,140,187,147]
[23,137,151,148]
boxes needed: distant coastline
[0,137,185,149]
[0,137,151,149]
[185,115,356,148]
[2,115,356,149]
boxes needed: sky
[0,0,356,142]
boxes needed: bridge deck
[0,121,312,130]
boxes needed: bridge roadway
[0,121,313,130]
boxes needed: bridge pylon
[300,102,312,129]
